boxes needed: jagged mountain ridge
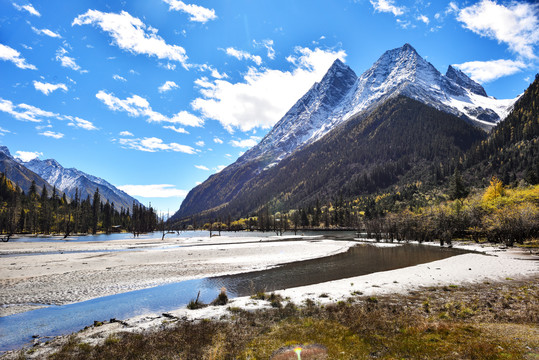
[23,157,140,211]
[171,44,518,222]
[0,146,52,195]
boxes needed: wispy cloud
[213,137,223,144]
[456,0,539,59]
[195,140,205,147]
[73,10,189,68]
[214,165,226,173]
[96,90,203,126]
[0,98,55,122]
[118,136,195,154]
[158,80,179,93]
[225,47,262,65]
[15,150,42,162]
[64,115,98,130]
[0,97,97,129]
[56,47,86,72]
[369,0,405,17]
[33,81,67,95]
[254,39,276,60]
[113,74,127,82]
[162,0,217,23]
[454,59,527,83]
[12,2,40,16]
[118,184,188,198]
[417,14,429,25]
[119,130,134,136]
[163,125,188,133]
[0,43,37,70]
[194,164,209,170]
[40,130,64,139]
[230,138,259,148]
[192,46,346,132]
[31,27,61,38]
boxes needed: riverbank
[0,234,356,316]
[1,238,537,358]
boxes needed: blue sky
[1,0,538,215]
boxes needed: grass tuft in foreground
[39,278,538,359]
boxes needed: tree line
[191,175,538,247]
[0,174,158,237]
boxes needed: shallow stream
[0,241,470,352]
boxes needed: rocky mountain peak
[446,65,488,97]
[0,146,11,157]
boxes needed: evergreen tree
[449,168,468,200]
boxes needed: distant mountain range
[171,43,524,224]
[0,146,140,211]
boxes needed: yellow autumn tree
[483,176,505,203]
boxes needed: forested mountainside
[173,96,486,225]
[462,74,539,186]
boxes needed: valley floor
[0,233,356,316]
[0,234,537,358]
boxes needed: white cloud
[12,3,40,16]
[33,81,67,95]
[63,115,98,130]
[31,27,61,38]
[0,126,11,135]
[40,130,64,139]
[213,137,223,144]
[120,130,134,136]
[195,140,205,147]
[0,97,96,130]
[15,150,42,162]
[96,90,203,127]
[254,39,275,60]
[195,164,209,170]
[113,74,127,81]
[158,80,179,93]
[454,59,527,83]
[163,125,188,133]
[0,98,55,122]
[214,165,226,173]
[192,46,347,132]
[225,47,262,65]
[56,47,85,72]
[118,184,188,198]
[230,138,258,148]
[417,14,429,25]
[370,0,405,16]
[162,0,217,23]
[0,43,37,70]
[211,69,228,79]
[73,10,189,68]
[457,0,539,59]
[118,136,195,154]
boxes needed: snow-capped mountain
[239,58,358,168]
[171,43,518,222]
[237,43,516,171]
[22,157,140,212]
[0,146,52,195]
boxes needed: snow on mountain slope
[23,158,140,211]
[237,44,517,172]
[341,43,517,130]
[239,58,358,168]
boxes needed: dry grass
[20,278,538,359]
